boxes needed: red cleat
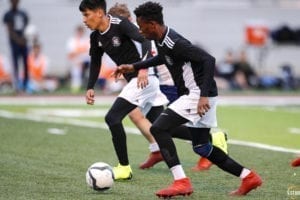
[156,177,193,198]
[191,157,213,171]
[291,158,300,167]
[230,171,262,196]
[139,151,164,169]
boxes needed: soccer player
[79,0,169,180]
[108,2,228,171]
[107,2,164,170]
[113,1,262,198]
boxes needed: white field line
[1,110,299,154]
[228,140,300,154]
[0,110,140,135]
[1,95,300,106]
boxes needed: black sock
[104,98,137,166]
[109,124,129,166]
[207,146,243,177]
[150,108,188,168]
[151,126,180,168]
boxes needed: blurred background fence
[1,0,300,92]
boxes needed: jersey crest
[112,36,121,47]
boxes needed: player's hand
[112,64,135,80]
[86,89,95,105]
[137,69,148,89]
[197,97,210,117]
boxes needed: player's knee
[105,112,121,127]
[150,124,163,138]
[193,143,213,157]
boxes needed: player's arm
[133,55,164,70]
[113,55,164,79]
[86,32,104,105]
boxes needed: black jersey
[3,8,29,44]
[87,15,152,90]
[133,27,218,97]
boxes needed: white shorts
[168,93,218,128]
[118,76,169,115]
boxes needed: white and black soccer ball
[86,162,114,191]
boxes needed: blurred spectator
[0,53,13,93]
[257,75,281,89]
[280,64,296,90]
[27,41,58,93]
[233,49,258,89]
[24,23,39,48]
[66,25,90,93]
[215,49,236,89]
[3,0,30,93]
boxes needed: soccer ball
[86,162,114,191]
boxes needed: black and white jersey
[87,15,152,90]
[133,27,218,97]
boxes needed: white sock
[240,168,251,179]
[170,165,186,180]
[149,143,160,152]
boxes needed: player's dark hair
[79,0,107,13]
[134,1,164,25]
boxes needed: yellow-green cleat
[212,131,228,154]
[113,164,133,180]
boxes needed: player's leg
[128,107,156,143]
[10,44,20,92]
[189,127,262,196]
[130,75,168,169]
[160,84,229,171]
[169,125,191,140]
[128,105,195,170]
[130,106,226,171]
[128,106,164,169]
[169,126,228,171]
[192,130,228,171]
[21,46,29,92]
[145,105,164,123]
[150,108,193,198]
[145,104,194,170]
[139,105,165,169]
[104,97,136,180]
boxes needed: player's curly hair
[79,0,107,13]
[134,1,164,25]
